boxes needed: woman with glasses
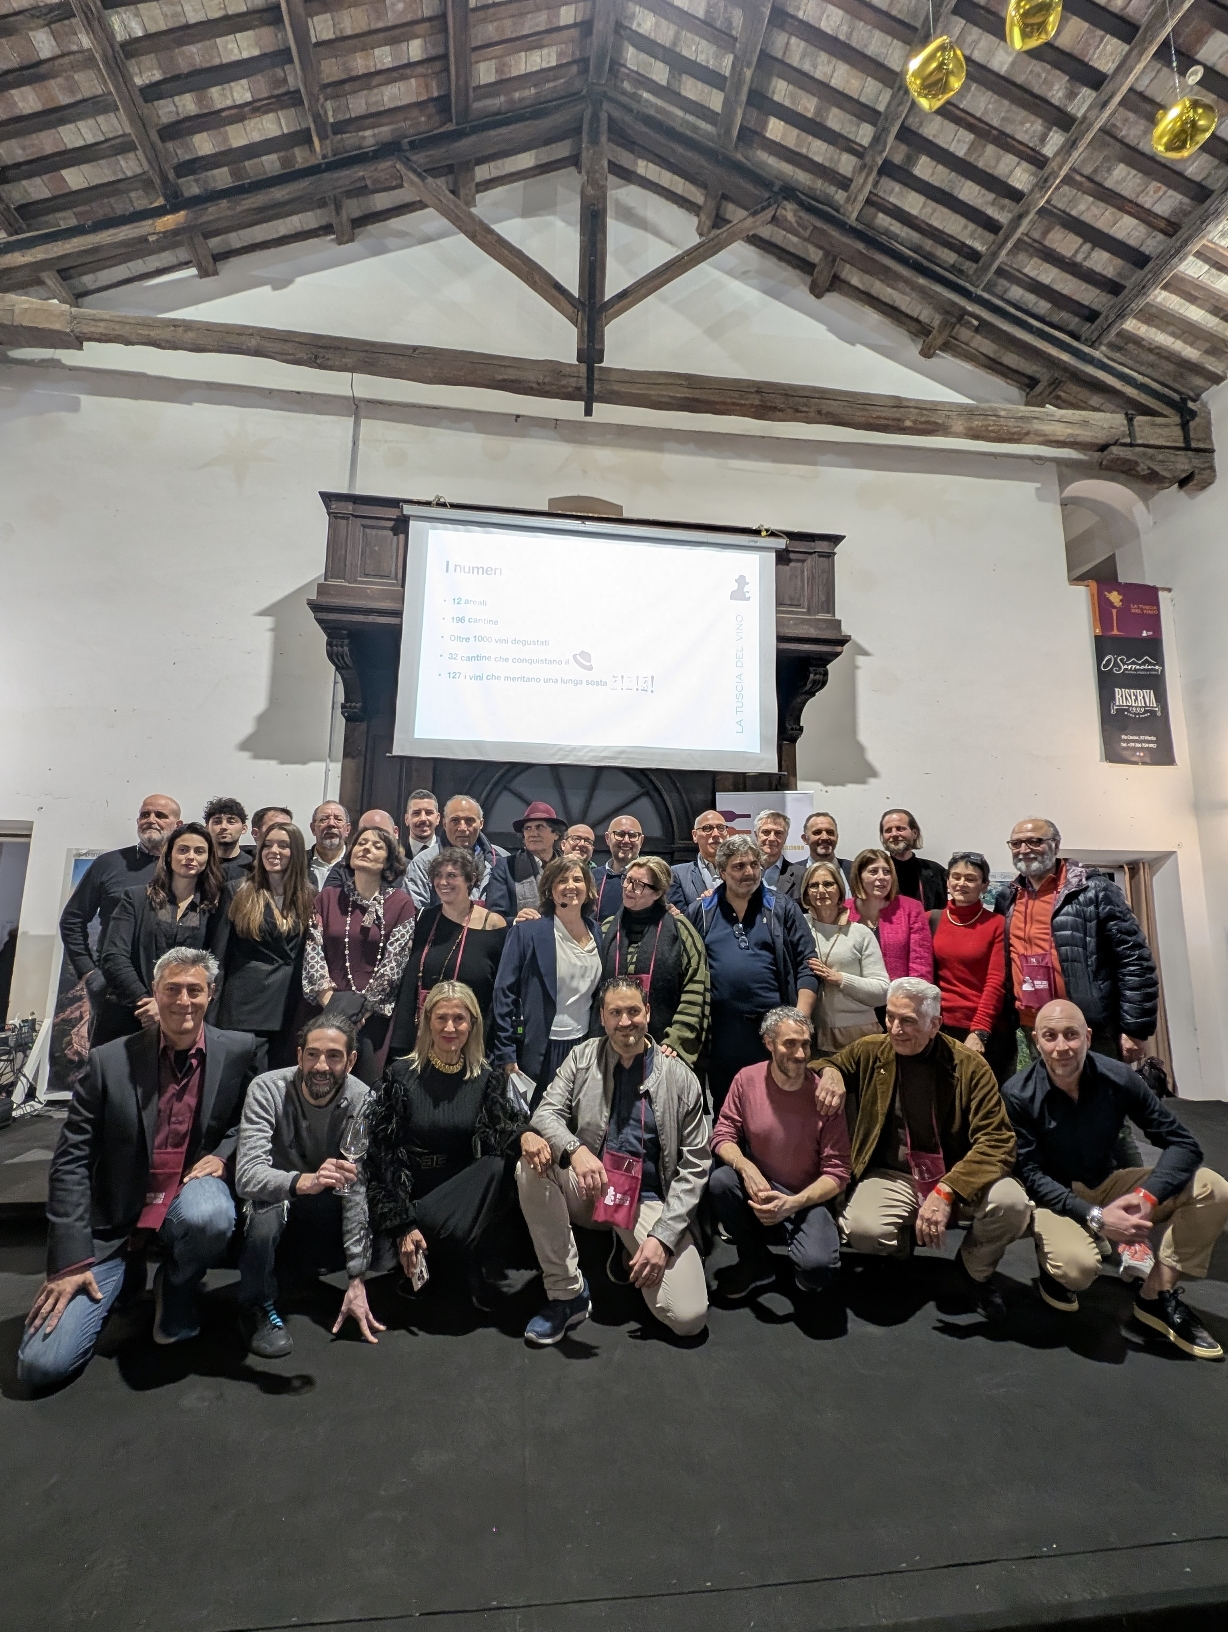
[595,854,710,1066]
[800,860,889,1053]
[929,850,1014,1083]
[388,846,507,1059]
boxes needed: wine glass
[337,1109,369,1195]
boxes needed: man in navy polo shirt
[686,834,817,1112]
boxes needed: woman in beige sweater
[801,861,890,1053]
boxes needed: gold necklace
[427,1051,464,1074]
[946,904,986,927]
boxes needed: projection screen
[392,506,779,773]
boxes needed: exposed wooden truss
[0,294,1211,490]
[0,0,1227,413]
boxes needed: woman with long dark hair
[594,854,709,1066]
[216,821,316,1073]
[301,823,416,1084]
[389,846,506,1058]
[364,981,530,1310]
[100,821,226,1033]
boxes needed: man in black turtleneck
[880,808,947,910]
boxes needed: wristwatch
[560,1137,582,1167]
[1085,1204,1104,1237]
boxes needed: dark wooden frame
[308,492,847,849]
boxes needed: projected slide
[392,514,778,773]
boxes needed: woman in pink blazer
[846,848,934,982]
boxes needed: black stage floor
[3,1101,1228,1632]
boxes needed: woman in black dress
[100,822,226,1034]
[365,980,529,1309]
[216,821,316,1073]
[389,847,506,1058]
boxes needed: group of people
[19,789,1226,1388]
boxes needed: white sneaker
[1118,1241,1155,1282]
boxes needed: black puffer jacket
[995,863,1157,1040]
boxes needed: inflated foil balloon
[1152,95,1218,159]
[1005,0,1062,51]
[905,35,966,112]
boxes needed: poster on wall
[1087,582,1176,767]
[717,791,814,862]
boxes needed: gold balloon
[1152,96,1218,159]
[904,35,966,113]
[1005,0,1062,50]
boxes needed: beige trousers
[838,1168,1031,1281]
[515,1160,708,1337]
[1032,1165,1228,1291]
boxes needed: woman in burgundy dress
[302,824,416,1083]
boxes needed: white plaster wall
[1141,376,1228,1098]
[0,169,1217,1092]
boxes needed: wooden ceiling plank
[604,89,1185,413]
[0,198,77,304]
[841,0,958,226]
[697,0,772,234]
[0,98,586,282]
[0,2,74,38]
[0,293,1210,489]
[1085,175,1228,345]
[603,194,778,322]
[67,0,218,277]
[394,154,580,322]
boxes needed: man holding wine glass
[235,1016,382,1357]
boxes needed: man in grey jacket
[235,1016,382,1357]
[517,977,711,1345]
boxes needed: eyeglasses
[695,823,727,835]
[1007,838,1051,850]
[622,877,656,895]
[609,830,640,841]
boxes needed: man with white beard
[994,818,1157,1068]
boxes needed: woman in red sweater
[929,850,1015,1084]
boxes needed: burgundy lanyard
[615,919,663,993]
[415,911,471,1012]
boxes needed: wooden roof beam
[0,199,77,306]
[603,195,778,322]
[603,89,1187,414]
[277,0,354,243]
[697,0,772,235]
[0,293,1210,490]
[446,0,477,205]
[67,0,217,279]
[0,97,586,283]
[578,99,609,394]
[589,0,615,84]
[394,156,580,323]
[918,0,1196,358]
[1084,175,1228,347]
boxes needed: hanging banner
[1087,582,1175,766]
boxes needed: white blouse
[550,918,602,1039]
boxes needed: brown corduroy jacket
[816,1031,1016,1203]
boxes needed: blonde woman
[363,982,529,1309]
[801,861,889,1052]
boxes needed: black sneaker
[1037,1268,1079,1314]
[720,1256,776,1301]
[242,1301,293,1359]
[955,1252,1007,1322]
[1134,1287,1224,1360]
[606,1240,633,1286]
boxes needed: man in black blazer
[19,948,258,1389]
[668,809,729,909]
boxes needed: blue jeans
[17,1176,235,1389]
[709,1162,842,1289]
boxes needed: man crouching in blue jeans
[19,948,258,1389]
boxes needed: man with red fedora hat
[503,802,568,918]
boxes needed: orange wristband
[1133,1186,1158,1207]
[934,1182,955,1205]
